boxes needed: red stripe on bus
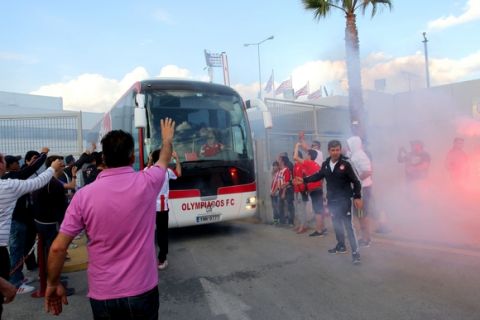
[169,190,201,199]
[218,182,256,195]
[169,183,256,199]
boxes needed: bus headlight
[245,196,257,210]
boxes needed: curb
[63,234,88,273]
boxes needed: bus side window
[232,126,245,156]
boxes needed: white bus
[98,79,257,227]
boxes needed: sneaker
[358,239,371,247]
[158,260,168,270]
[272,219,280,226]
[21,276,35,285]
[352,252,361,265]
[17,283,35,294]
[309,228,327,237]
[328,244,347,254]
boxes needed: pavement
[62,233,88,273]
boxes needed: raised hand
[160,118,176,143]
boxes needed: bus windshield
[144,89,253,164]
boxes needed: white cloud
[29,65,199,113]
[428,0,480,30]
[28,52,480,114]
[30,67,149,113]
[251,51,480,97]
[156,65,191,78]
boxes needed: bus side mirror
[136,93,145,108]
[134,108,147,128]
[134,93,147,128]
[246,98,272,129]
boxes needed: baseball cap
[65,155,75,165]
[5,155,21,166]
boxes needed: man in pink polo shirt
[44,118,175,319]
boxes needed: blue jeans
[9,220,27,287]
[89,286,159,320]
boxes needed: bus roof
[137,79,240,97]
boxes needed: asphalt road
[4,219,480,320]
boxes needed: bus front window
[145,90,253,163]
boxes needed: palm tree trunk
[345,13,366,140]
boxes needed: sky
[1,0,480,113]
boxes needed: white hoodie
[346,136,373,187]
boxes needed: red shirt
[201,143,223,157]
[302,159,322,191]
[293,163,306,193]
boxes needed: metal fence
[0,112,83,157]
[249,98,351,223]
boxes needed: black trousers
[155,211,169,263]
[90,286,159,320]
[329,198,359,253]
[0,246,10,319]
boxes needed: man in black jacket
[295,140,363,265]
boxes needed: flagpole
[271,70,275,98]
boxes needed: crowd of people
[0,118,176,318]
[1,118,478,318]
[270,134,369,265]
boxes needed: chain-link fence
[248,98,351,222]
[0,112,83,157]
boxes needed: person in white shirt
[346,136,374,247]
[147,149,182,270]
[0,153,62,317]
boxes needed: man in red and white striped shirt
[148,149,182,270]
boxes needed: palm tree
[302,0,392,140]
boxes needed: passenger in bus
[200,132,224,157]
[147,149,182,271]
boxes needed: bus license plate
[196,214,221,223]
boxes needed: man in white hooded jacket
[346,136,373,247]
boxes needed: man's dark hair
[25,150,40,162]
[312,140,321,148]
[151,149,161,164]
[272,161,279,167]
[45,155,63,168]
[279,155,293,172]
[307,149,317,160]
[327,140,342,150]
[92,151,103,166]
[101,130,134,168]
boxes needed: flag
[264,70,274,93]
[294,81,309,99]
[274,78,292,95]
[204,50,223,67]
[307,87,323,100]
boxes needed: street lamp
[244,35,274,99]
[422,32,431,88]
